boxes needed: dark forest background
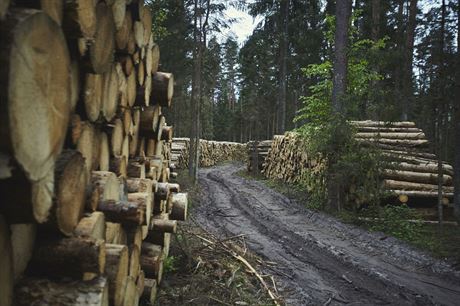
[148,0,459,163]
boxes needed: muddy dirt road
[194,164,460,306]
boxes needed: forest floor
[156,163,460,305]
[154,168,277,306]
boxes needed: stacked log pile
[246,140,273,173]
[351,121,453,203]
[261,122,453,205]
[171,138,246,169]
[262,133,319,184]
[0,1,187,306]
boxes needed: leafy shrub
[164,256,178,273]
[294,12,386,211]
[363,205,423,242]
[297,118,385,211]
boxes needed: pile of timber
[262,121,453,204]
[171,138,246,169]
[351,121,453,203]
[262,133,319,184]
[247,140,273,173]
[0,1,187,306]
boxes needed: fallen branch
[230,252,280,305]
[194,234,246,252]
[358,217,458,226]
[208,296,232,306]
[190,227,281,306]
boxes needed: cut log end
[90,2,115,74]
[55,150,88,236]
[1,9,71,182]
[151,72,174,108]
[170,193,188,221]
[105,244,129,306]
[74,212,106,241]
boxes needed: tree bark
[74,212,106,240]
[454,0,460,223]
[328,0,351,212]
[0,216,14,306]
[10,223,36,281]
[63,0,97,39]
[371,0,380,41]
[437,0,447,225]
[384,179,453,192]
[15,277,109,306]
[401,0,418,121]
[27,237,105,279]
[105,244,129,306]
[331,0,351,113]
[141,278,157,305]
[89,171,120,211]
[97,200,145,225]
[277,0,289,134]
[151,217,177,234]
[383,169,452,185]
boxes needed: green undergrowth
[240,171,460,265]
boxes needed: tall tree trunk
[188,0,199,181]
[369,0,381,119]
[454,0,460,224]
[353,0,362,34]
[240,100,243,143]
[331,0,351,113]
[437,0,446,225]
[277,0,289,134]
[371,0,380,41]
[192,0,210,180]
[401,0,418,121]
[329,0,351,211]
[394,0,405,119]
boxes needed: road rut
[194,163,460,306]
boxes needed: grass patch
[405,224,460,263]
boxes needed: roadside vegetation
[244,174,460,265]
[243,11,460,265]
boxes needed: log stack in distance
[247,140,274,173]
[260,122,454,208]
[171,138,246,169]
[0,1,188,305]
[350,120,454,205]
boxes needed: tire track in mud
[194,163,460,306]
